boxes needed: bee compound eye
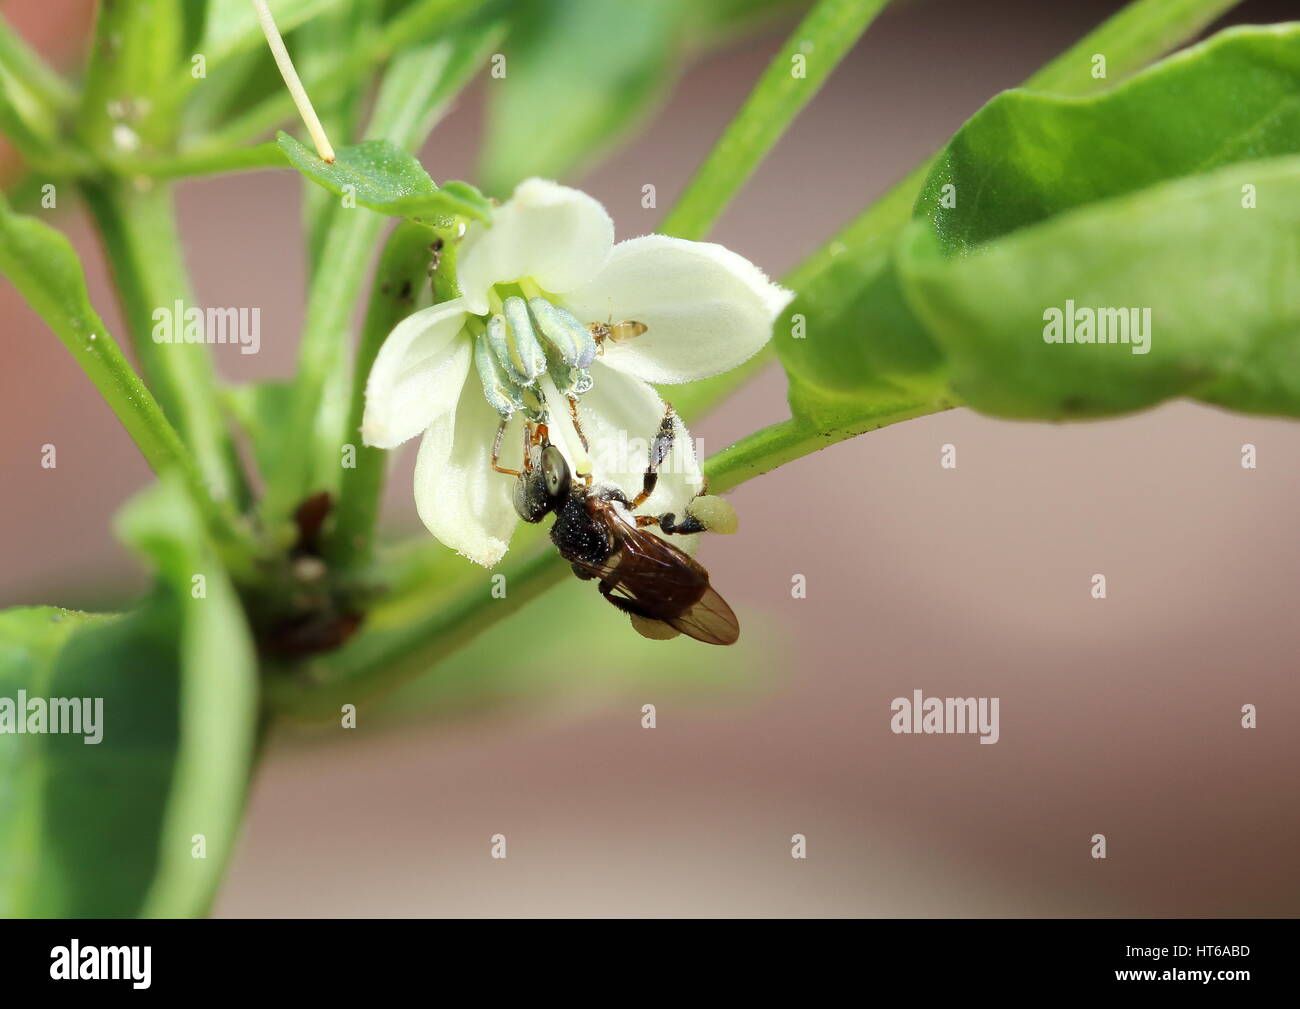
[542,445,570,497]
[513,472,549,523]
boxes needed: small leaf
[277,131,492,222]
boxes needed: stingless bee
[490,407,740,645]
[588,318,648,349]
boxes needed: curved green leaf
[769,7,1257,423]
[899,155,1300,419]
[0,607,114,916]
[915,24,1300,254]
[0,477,258,917]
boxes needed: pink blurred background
[2,0,1298,916]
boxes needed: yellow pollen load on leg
[686,495,738,534]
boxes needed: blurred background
[3,0,1298,916]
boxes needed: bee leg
[566,395,590,454]
[636,512,700,535]
[490,418,522,476]
[657,512,708,535]
[643,500,735,536]
[571,562,596,581]
[629,402,677,509]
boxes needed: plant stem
[0,198,254,576]
[1024,0,1244,94]
[326,221,439,571]
[113,141,286,180]
[0,12,75,113]
[80,181,249,511]
[659,0,891,241]
[267,546,567,720]
[705,401,952,494]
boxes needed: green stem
[267,546,567,720]
[705,402,952,493]
[326,222,440,571]
[659,0,891,241]
[0,198,253,577]
[260,202,385,533]
[80,181,248,510]
[1023,0,1244,94]
[0,12,75,112]
[112,141,286,180]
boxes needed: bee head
[512,440,572,523]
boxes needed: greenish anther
[501,295,547,383]
[529,296,597,369]
[475,331,527,417]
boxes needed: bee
[588,318,649,349]
[491,407,739,645]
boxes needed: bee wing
[666,583,740,646]
[569,513,739,645]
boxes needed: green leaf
[277,131,492,222]
[717,0,1254,490]
[915,24,1300,254]
[899,155,1300,419]
[0,477,257,917]
[0,601,178,917]
[0,607,113,915]
[479,0,687,196]
[119,479,259,918]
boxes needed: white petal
[413,368,521,567]
[361,299,472,449]
[457,178,615,314]
[579,363,704,528]
[563,235,793,384]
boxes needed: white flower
[361,177,793,567]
